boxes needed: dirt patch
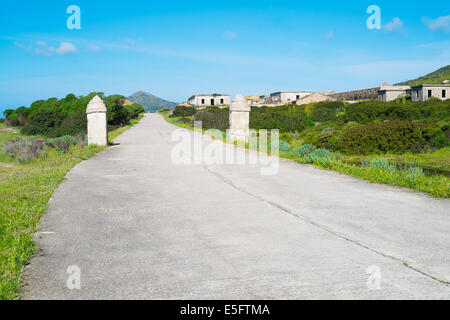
[0,127,19,134]
[0,162,15,168]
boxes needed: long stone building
[410,84,450,101]
[327,87,380,101]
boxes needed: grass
[340,148,450,177]
[0,115,143,300]
[160,111,450,198]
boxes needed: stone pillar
[229,93,250,142]
[86,95,108,146]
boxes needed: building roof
[188,94,230,101]
[379,85,411,91]
[245,94,261,102]
[270,91,314,95]
[411,84,450,88]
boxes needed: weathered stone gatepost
[229,93,250,142]
[86,95,108,146]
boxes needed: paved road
[23,114,450,299]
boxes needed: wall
[411,87,449,101]
[328,87,379,101]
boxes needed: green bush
[343,98,450,123]
[280,132,292,142]
[48,111,87,137]
[292,144,314,156]
[250,105,309,132]
[270,140,290,152]
[338,121,448,155]
[177,117,192,125]
[305,148,334,164]
[5,93,144,138]
[407,167,424,176]
[21,109,64,135]
[368,157,396,171]
[310,101,345,122]
[171,105,197,117]
[193,108,229,131]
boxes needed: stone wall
[328,87,379,101]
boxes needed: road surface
[23,114,450,299]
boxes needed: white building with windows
[187,94,230,107]
[410,84,450,101]
[269,91,314,104]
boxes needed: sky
[0,0,449,114]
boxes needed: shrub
[343,98,450,123]
[46,135,78,152]
[49,111,87,137]
[292,144,314,156]
[305,148,334,164]
[310,101,345,122]
[2,138,45,161]
[124,104,145,120]
[280,132,292,142]
[5,93,144,138]
[407,167,424,176]
[315,127,337,149]
[21,109,64,135]
[193,108,229,131]
[250,105,308,132]
[177,117,192,125]
[338,121,448,155]
[270,140,291,152]
[171,105,197,117]
[369,157,389,169]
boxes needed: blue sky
[0,0,449,113]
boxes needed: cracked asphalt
[22,114,450,299]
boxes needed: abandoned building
[187,94,230,107]
[327,87,380,101]
[410,84,450,101]
[269,91,314,104]
[378,85,411,102]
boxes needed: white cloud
[87,44,101,52]
[384,17,404,32]
[34,47,55,56]
[14,42,32,51]
[326,31,334,39]
[422,15,450,33]
[121,38,140,46]
[14,40,78,56]
[56,42,78,55]
[223,31,238,40]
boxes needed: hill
[395,65,450,86]
[129,91,177,113]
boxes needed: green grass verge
[0,114,143,300]
[160,111,449,198]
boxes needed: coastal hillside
[395,65,450,86]
[129,91,177,113]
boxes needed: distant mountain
[128,91,177,113]
[395,65,450,86]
